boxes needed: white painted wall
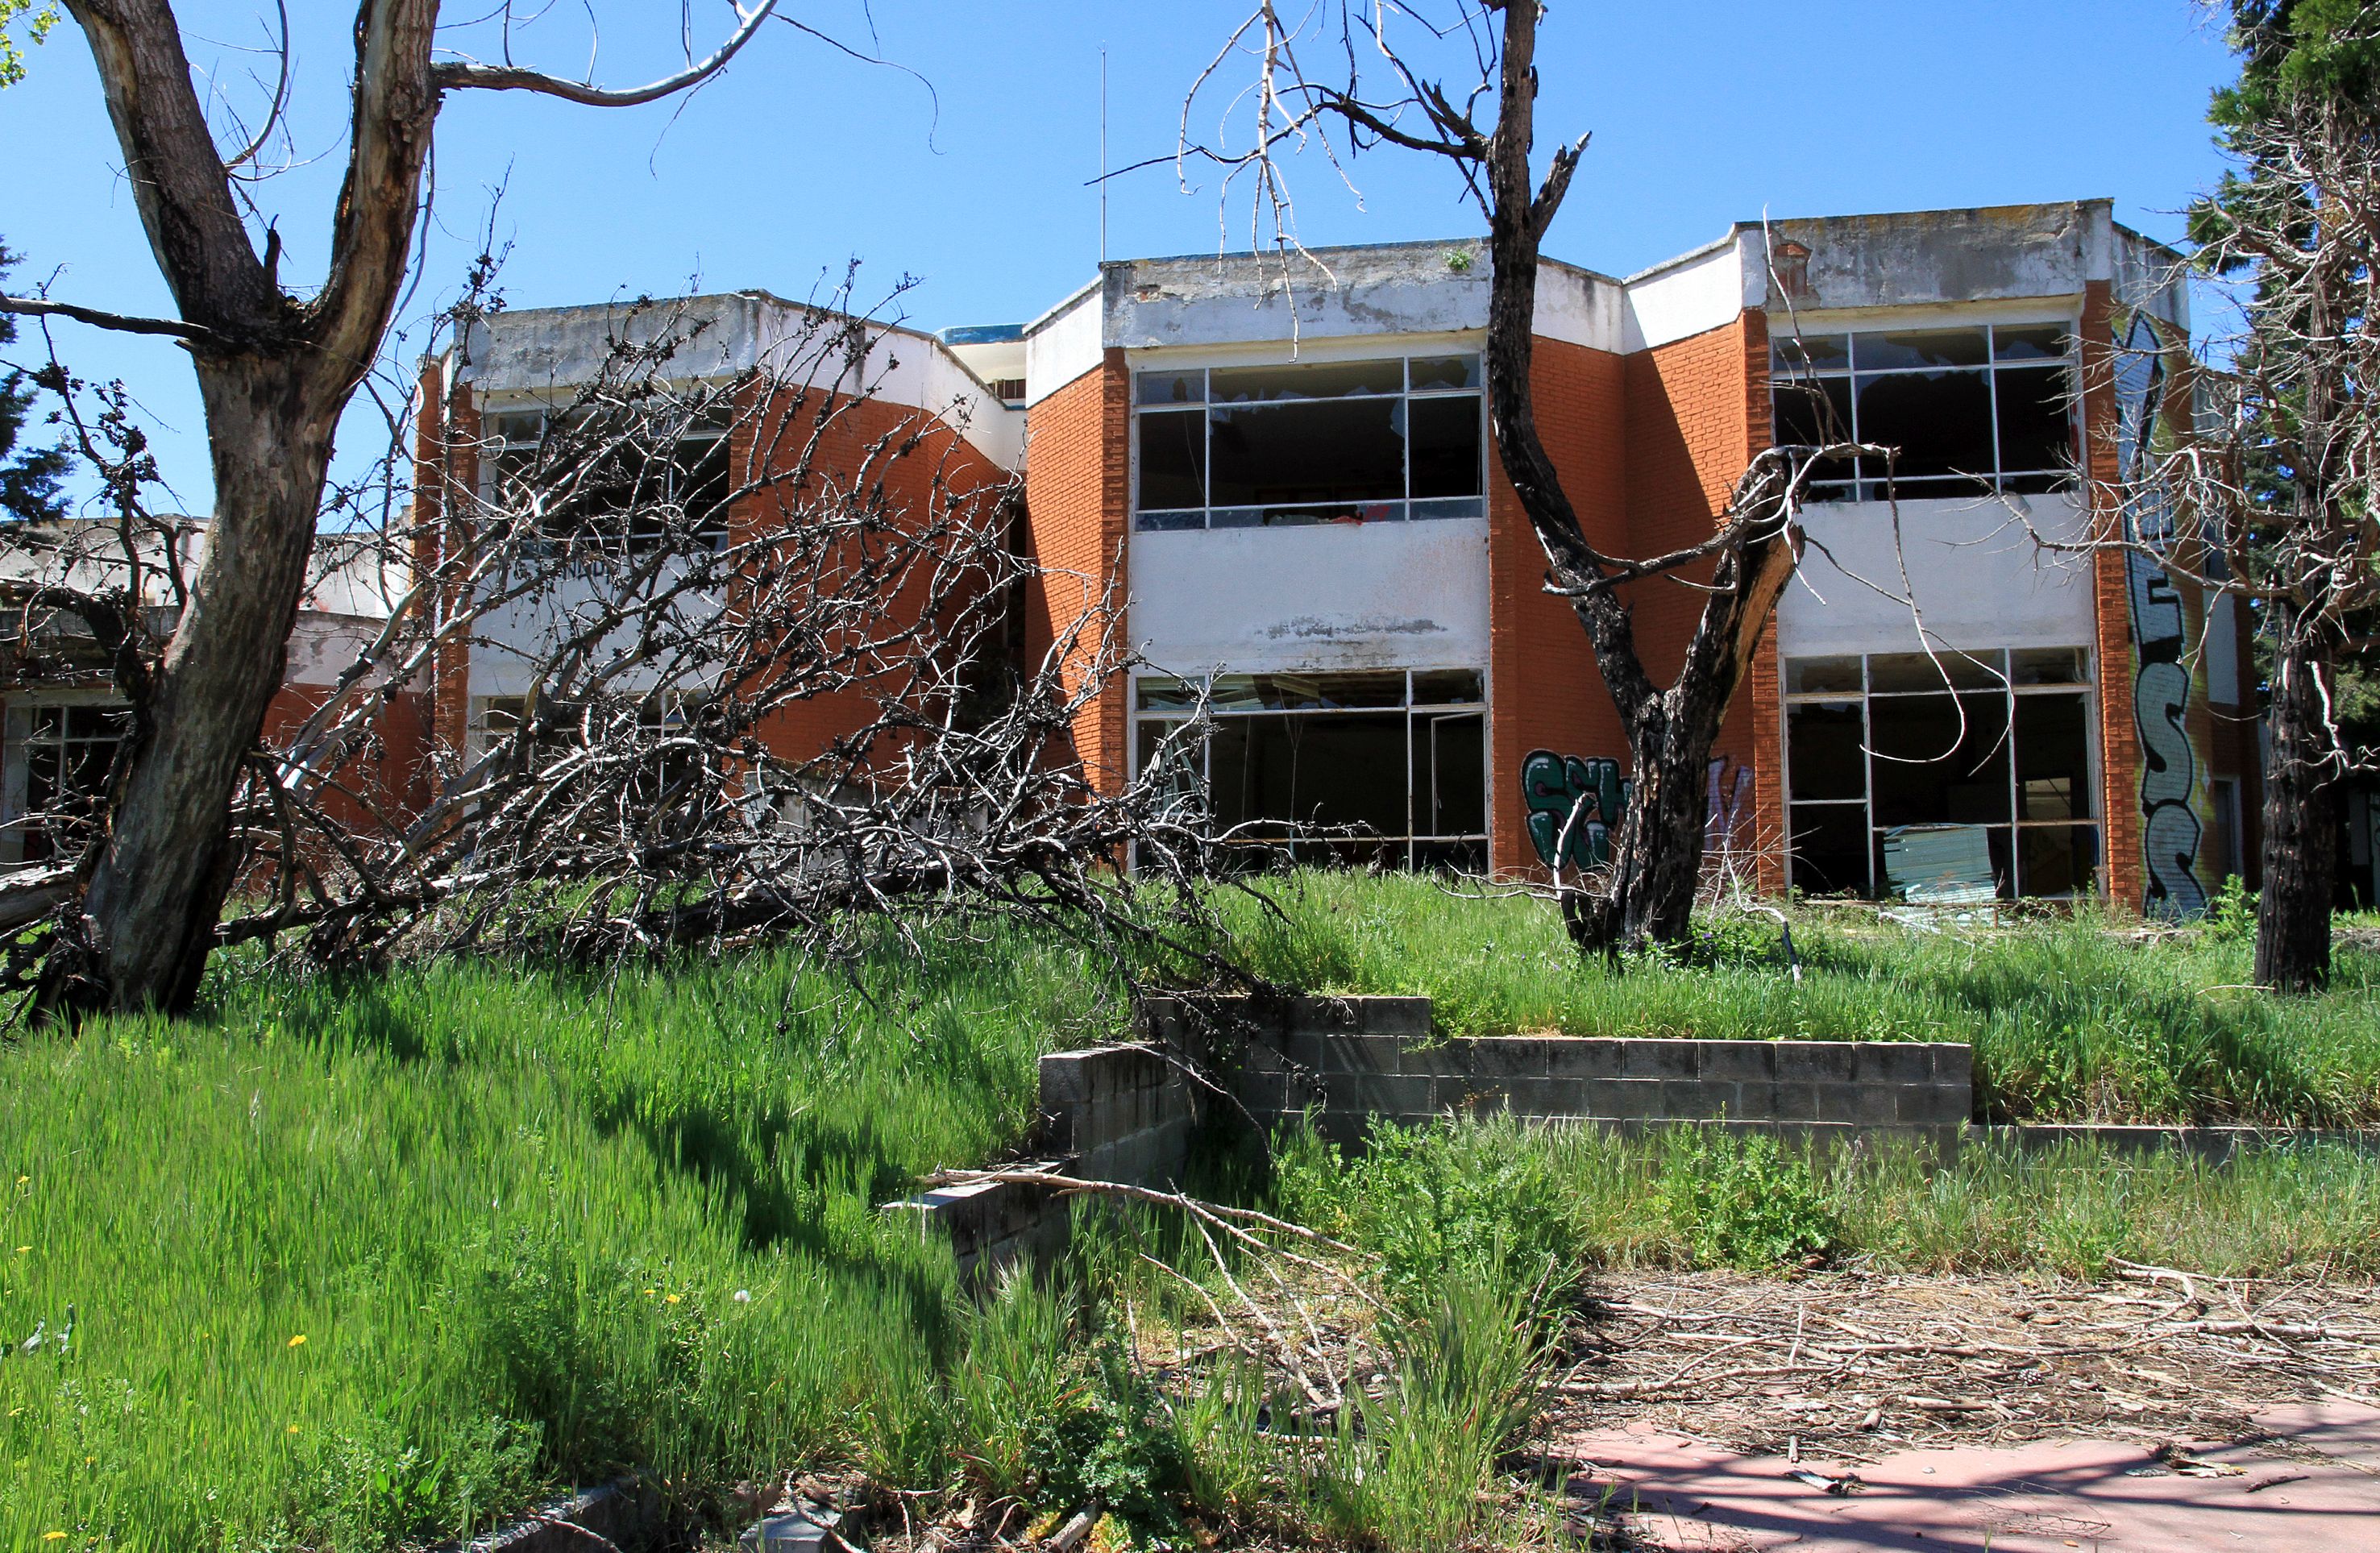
[1103,243,1490,355]
[1622,235,1755,351]
[467,571,725,701]
[1778,494,2100,656]
[1024,282,1103,406]
[1130,518,1490,677]
[459,293,1024,468]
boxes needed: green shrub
[1272,1117,1578,1315]
[1655,1128,1838,1269]
[1314,1271,1551,1553]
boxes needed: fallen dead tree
[2,286,1243,1016]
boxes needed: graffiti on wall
[2112,310,2217,917]
[1522,750,1754,872]
[1522,750,1628,870]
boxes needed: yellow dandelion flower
[41,1532,66,1542]
[288,1424,301,1435]
[287,1335,306,1348]
[664,1293,681,1305]
[643,1287,656,1296]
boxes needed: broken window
[1782,648,2099,900]
[1769,322,2077,499]
[1128,667,1487,870]
[1132,355,1485,530]
[1,699,128,866]
[485,406,733,554]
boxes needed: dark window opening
[1133,357,1484,530]
[1768,323,2076,499]
[1782,650,2100,902]
[1130,667,1488,870]
[489,409,734,554]
[4,702,127,866]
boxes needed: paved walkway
[1562,1403,2380,1551]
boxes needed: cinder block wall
[1143,994,1970,1156]
[902,995,1974,1283]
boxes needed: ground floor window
[1784,647,2099,902]
[1132,668,1487,870]
[1,697,129,867]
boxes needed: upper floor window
[1770,323,2075,500]
[484,407,733,554]
[1134,355,1485,531]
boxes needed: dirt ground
[1537,1266,2380,1551]
[1546,1264,2380,1460]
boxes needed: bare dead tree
[1177,2,1864,956]
[2,287,1251,1012]
[0,1,794,1015]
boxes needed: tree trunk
[45,360,334,1015]
[2254,601,2340,992]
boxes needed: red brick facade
[1019,350,1131,795]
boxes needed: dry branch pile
[1546,1264,2380,1462]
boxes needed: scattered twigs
[1545,1268,2380,1456]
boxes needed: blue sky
[2,2,2240,510]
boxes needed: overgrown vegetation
[1204,872,2380,1127]
[1276,1114,2380,1281]
[0,925,1129,1550]
[6,879,2377,1548]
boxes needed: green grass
[1276,1114,2380,1281]
[1200,871,2380,1127]
[0,924,1131,1551]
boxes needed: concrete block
[1463,1086,1513,1120]
[1765,1082,1821,1122]
[1320,1032,1401,1075]
[1697,1041,1777,1082]
[1504,1076,1585,1119]
[1360,998,1435,1038]
[1854,1043,1937,1086]
[1580,1078,1634,1119]
[1772,1043,1855,1085]
[1932,1044,1975,1090]
[1659,1078,1721,1119]
[1546,1039,1627,1078]
[1292,996,1363,1035]
[1471,1038,1553,1079]
[1602,1078,1664,1119]
[1039,1048,1095,1109]
[1817,1083,1898,1125]
[1398,1041,1470,1078]
[1344,1073,1437,1117]
[1623,1040,1701,1080]
[1896,1085,1967,1127]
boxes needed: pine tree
[0,237,70,523]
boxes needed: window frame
[481,402,736,556]
[1780,647,2103,901]
[1,691,130,869]
[1769,320,2081,500]
[1130,355,1489,532]
[1128,666,1490,870]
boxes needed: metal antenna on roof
[1099,45,1109,267]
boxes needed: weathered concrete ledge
[889,1041,1197,1285]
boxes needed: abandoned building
[10,199,2351,913]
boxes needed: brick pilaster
[2080,280,2142,912]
